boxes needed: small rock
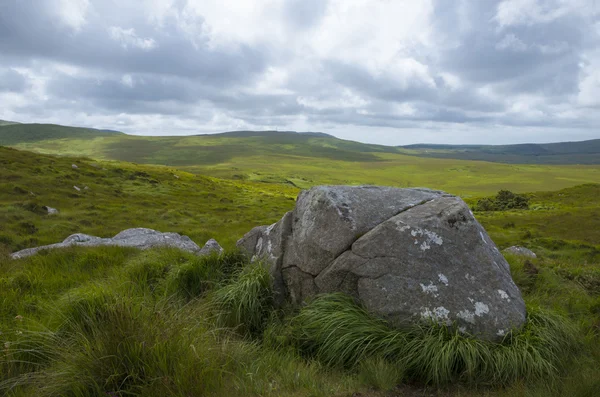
[199,239,224,256]
[72,164,78,169]
[43,206,59,215]
[503,246,537,258]
[173,174,180,179]
[73,186,81,191]
[84,186,89,190]
[11,228,205,259]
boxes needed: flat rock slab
[238,185,527,341]
[11,228,220,259]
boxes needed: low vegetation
[0,145,297,253]
[476,190,530,211]
[0,246,598,396]
[2,123,600,195]
[1,147,599,396]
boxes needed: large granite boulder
[237,185,526,341]
[11,228,220,259]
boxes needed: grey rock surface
[11,228,211,259]
[43,206,59,215]
[199,238,225,256]
[237,185,527,341]
[503,246,537,258]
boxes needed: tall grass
[211,261,274,337]
[0,278,355,396]
[164,250,247,300]
[0,245,596,395]
[289,294,580,386]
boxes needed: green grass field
[1,145,599,396]
[2,123,599,196]
[0,146,297,253]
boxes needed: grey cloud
[0,68,27,92]
[284,0,329,30]
[324,61,436,102]
[0,0,268,86]
[433,0,585,90]
[0,0,598,144]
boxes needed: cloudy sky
[1,0,599,145]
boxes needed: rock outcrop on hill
[238,185,526,341]
[11,228,221,259]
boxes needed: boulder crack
[322,197,439,274]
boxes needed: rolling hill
[1,146,599,396]
[402,139,600,164]
[1,122,599,196]
[0,119,19,126]
[0,122,123,145]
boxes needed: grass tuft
[290,293,580,386]
[211,261,273,337]
[357,356,405,391]
[165,249,248,300]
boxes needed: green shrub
[290,294,580,386]
[496,189,530,210]
[476,190,530,211]
[475,197,497,211]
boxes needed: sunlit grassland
[0,146,599,396]
[0,146,297,253]
[6,133,600,195]
[0,247,598,396]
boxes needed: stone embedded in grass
[43,206,59,215]
[71,164,78,169]
[10,228,220,260]
[199,238,224,255]
[503,245,537,258]
[238,185,527,341]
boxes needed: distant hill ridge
[196,130,335,138]
[402,139,600,164]
[0,119,20,126]
[0,122,123,146]
[0,121,598,165]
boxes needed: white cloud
[392,103,417,116]
[381,58,437,89]
[250,67,293,96]
[121,74,134,88]
[496,34,528,52]
[108,27,157,50]
[578,68,600,108]
[495,0,598,28]
[54,0,90,31]
[183,0,286,47]
[439,73,462,90]
[297,88,369,110]
[310,0,433,67]
[1,0,599,145]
